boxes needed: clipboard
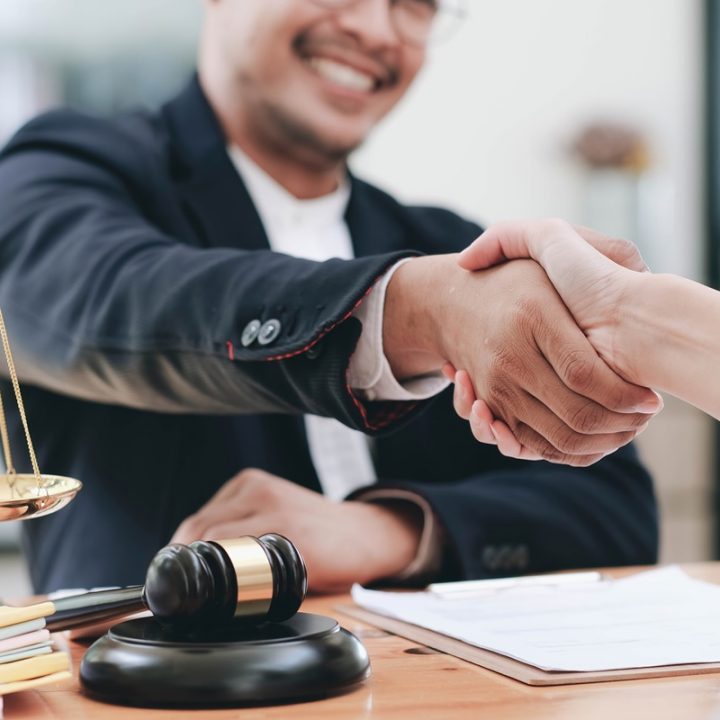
[337,603,720,686]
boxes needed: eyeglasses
[306,0,467,47]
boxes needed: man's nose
[333,0,401,50]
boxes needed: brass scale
[0,309,81,522]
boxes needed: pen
[428,570,604,598]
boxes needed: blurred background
[0,0,713,595]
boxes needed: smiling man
[201,0,419,179]
[0,0,659,593]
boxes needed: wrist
[349,501,422,582]
[382,255,456,379]
[612,271,673,388]
[598,269,648,385]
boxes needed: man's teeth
[307,57,376,92]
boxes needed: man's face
[205,0,428,159]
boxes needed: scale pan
[0,474,82,521]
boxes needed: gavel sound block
[55,534,370,708]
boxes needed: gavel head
[142,533,307,629]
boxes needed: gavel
[46,533,307,632]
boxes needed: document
[0,603,54,629]
[0,629,50,654]
[352,567,720,672]
[0,651,69,684]
[0,602,69,696]
[0,644,52,665]
[0,619,45,641]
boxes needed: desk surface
[6,563,720,720]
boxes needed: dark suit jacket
[0,77,658,592]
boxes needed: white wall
[0,0,202,59]
[352,0,705,279]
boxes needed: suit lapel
[162,76,269,253]
[163,77,409,261]
[177,152,270,252]
[160,76,320,490]
[346,175,407,259]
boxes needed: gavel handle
[47,586,146,632]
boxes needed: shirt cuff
[348,259,449,402]
[353,488,444,583]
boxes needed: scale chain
[0,309,42,487]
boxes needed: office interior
[0,0,713,596]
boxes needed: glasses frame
[305,0,468,47]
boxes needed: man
[0,0,659,593]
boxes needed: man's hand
[445,219,660,462]
[171,468,422,593]
[383,252,661,466]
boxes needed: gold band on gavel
[214,537,274,618]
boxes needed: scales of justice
[0,309,369,708]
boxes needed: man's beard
[262,103,362,169]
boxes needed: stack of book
[0,602,70,698]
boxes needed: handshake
[384,219,664,467]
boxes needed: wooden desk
[7,563,720,719]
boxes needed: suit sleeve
[0,119,418,432]
[424,453,656,579]
[368,447,657,581]
[350,393,658,580]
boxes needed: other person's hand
[383,252,660,466]
[171,468,422,593]
[458,218,648,369]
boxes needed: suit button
[241,319,261,347]
[494,545,512,570]
[513,545,529,571]
[482,546,499,571]
[258,318,282,346]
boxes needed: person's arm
[0,181,397,423]
[603,272,720,419]
[0,115,657,448]
[0,119,427,433]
